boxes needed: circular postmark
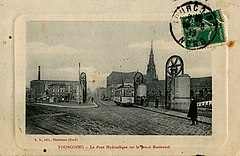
[170,1,218,50]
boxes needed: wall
[171,74,191,111]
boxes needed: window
[124,89,134,97]
[115,90,121,97]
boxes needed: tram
[113,84,135,106]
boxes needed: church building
[146,41,157,81]
[144,41,161,101]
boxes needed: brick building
[190,77,212,101]
[30,80,79,102]
[106,71,137,87]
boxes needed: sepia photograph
[2,0,240,155]
[26,21,212,135]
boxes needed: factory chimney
[38,66,41,80]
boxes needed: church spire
[147,41,157,80]
[151,40,153,52]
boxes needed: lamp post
[80,72,87,103]
[120,65,124,85]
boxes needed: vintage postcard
[1,0,240,155]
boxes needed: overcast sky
[26,21,213,91]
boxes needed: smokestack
[38,66,41,80]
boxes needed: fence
[197,100,212,108]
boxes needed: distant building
[106,71,137,87]
[28,65,81,103]
[26,87,31,103]
[95,87,107,100]
[48,83,72,101]
[146,41,157,81]
[144,41,160,101]
[30,80,78,102]
[106,42,212,102]
[190,77,212,101]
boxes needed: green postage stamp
[181,9,225,49]
[170,1,226,50]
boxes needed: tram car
[113,84,135,106]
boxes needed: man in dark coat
[187,98,198,125]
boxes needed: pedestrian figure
[187,98,198,125]
[143,96,148,107]
[155,96,159,108]
[91,97,94,102]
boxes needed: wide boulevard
[26,99,211,135]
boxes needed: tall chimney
[38,66,41,80]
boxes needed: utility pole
[38,66,41,80]
[120,65,124,86]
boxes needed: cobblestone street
[26,100,212,135]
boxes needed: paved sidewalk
[28,101,98,108]
[134,105,212,125]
